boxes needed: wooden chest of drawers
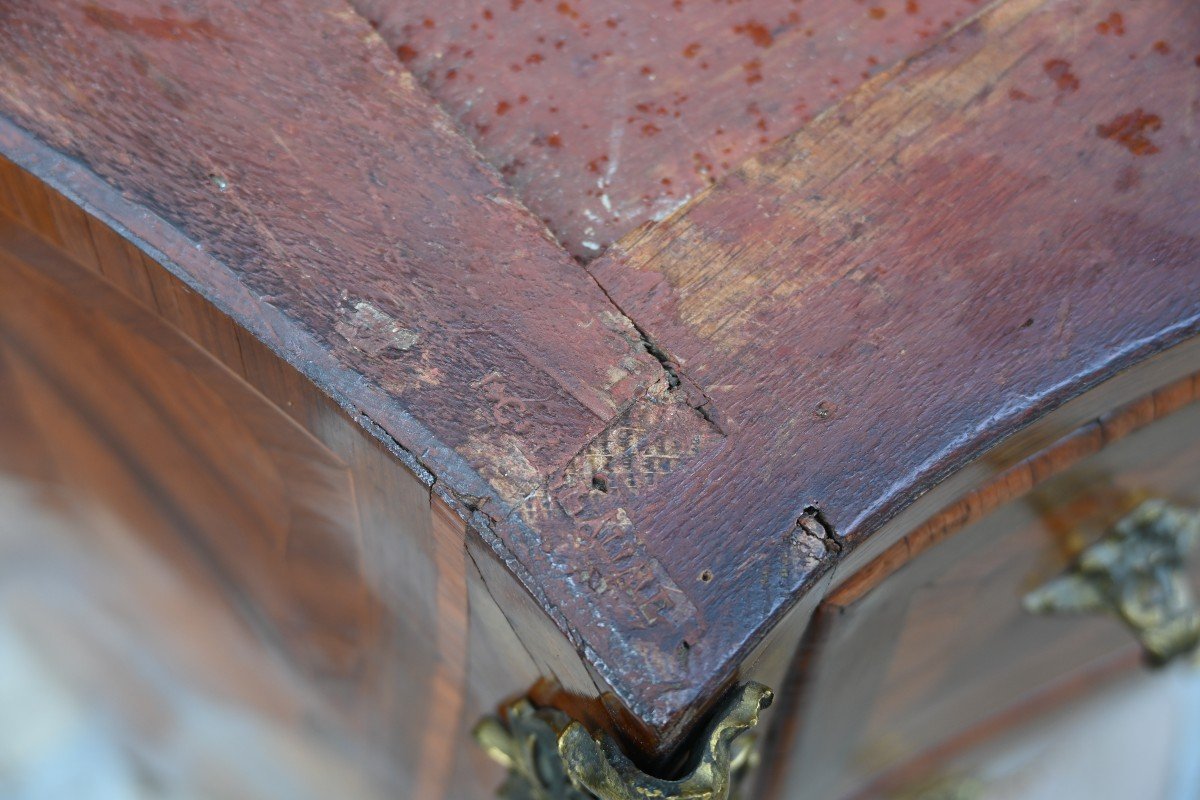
[1,1,1198,798]
[777,383,1200,798]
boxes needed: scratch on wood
[335,297,419,356]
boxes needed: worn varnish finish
[0,0,665,754]
[357,0,987,259]
[583,0,1200,741]
[0,163,614,800]
[832,374,1200,609]
[0,0,663,529]
[0,206,414,796]
[3,0,1200,781]
[764,374,1200,799]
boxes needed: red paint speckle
[1097,108,1163,156]
[743,59,763,84]
[733,20,774,47]
[1043,59,1079,92]
[1096,11,1124,35]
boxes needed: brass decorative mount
[1024,498,1200,664]
[474,682,773,800]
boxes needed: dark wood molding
[758,371,1200,798]
[833,372,1200,608]
[585,0,1200,744]
[3,0,1198,762]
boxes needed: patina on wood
[2,0,1199,775]
[582,0,1200,744]
[763,374,1200,799]
[0,0,665,523]
[356,0,987,259]
[0,155,637,799]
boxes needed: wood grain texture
[5,0,1200,764]
[0,0,662,524]
[835,372,1200,608]
[763,372,1200,799]
[356,0,987,259]
[0,161,620,800]
[581,0,1200,741]
[0,0,740,757]
[0,208,423,798]
[0,0,671,755]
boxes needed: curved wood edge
[755,368,1200,799]
[579,0,1200,746]
[0,0,676,750]
[0,0,685,766]
[4,0,1199,762]
[830,372,1200,609]
[0,153,637,799]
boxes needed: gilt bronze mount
[1024,498,1200,664]
[474,682,773,800]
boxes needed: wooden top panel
[3,0,1200,760]
[581,0,1200,736]
[356,0,986,259]
[0,0,664,514]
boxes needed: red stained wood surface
[3,0,1200,768]
[357,0,987,259]
[0,159,627,797]
[583,0,1200,741]
[763,375,1200,799]
[0,0,664,537]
